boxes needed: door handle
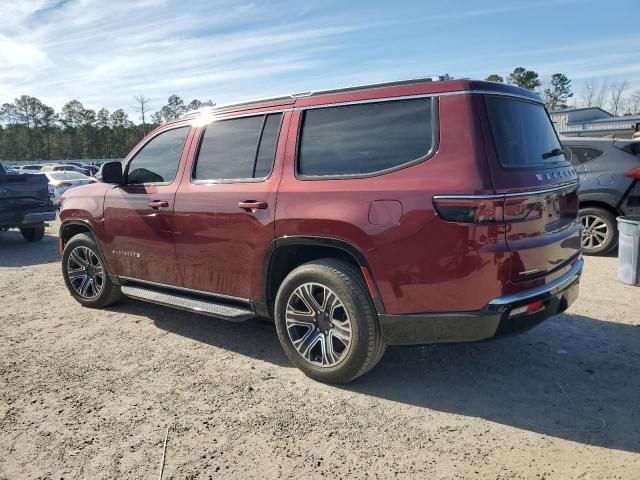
[148,200,169,209]
[238,200,268,211]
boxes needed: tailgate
[0,173,52,224]
[480,94,582,281]
[503,183,581,281]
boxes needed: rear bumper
[379,257,583,345]
[0,205,56,229]
[22,211,56,225]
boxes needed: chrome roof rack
[181,75,449,117]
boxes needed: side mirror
[101,161,123,184]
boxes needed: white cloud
[0,0,362,117]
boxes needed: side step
[121,285,255,322]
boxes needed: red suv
[59,78,583,383]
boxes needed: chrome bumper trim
[489,257,584,306]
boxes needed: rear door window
[298,98,435,177]
[484,96,569,168]
[194,113,282,181]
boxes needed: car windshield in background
[50,172,88,180]
[484,96,569,168]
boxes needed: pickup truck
[0,162,57,242]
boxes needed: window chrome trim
[433,180,580,201]
[295,97,440,181]
[190,112,284,185]
[191,108,292,126]
[293,90,541,112]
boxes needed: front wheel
[579,207,618,255]
[274,259,385,384]
[62,233,121,308]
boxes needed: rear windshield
[484,96,569,168]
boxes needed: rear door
[479,94,581,282]
[103,125,193,285]
[173,110,290,300]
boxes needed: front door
[103,125,193,285]
[173,111,289,300]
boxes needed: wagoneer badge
[535,167,575,182]
[112,250,141,258]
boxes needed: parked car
[18,164,44,174]
[562,137,640,255]
[0,161,56,241]
[58,78,583,383]
[41,164,90,176]
[44,171,97,205]
[85,165,99,176]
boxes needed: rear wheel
[62,233,121,308]
[274,259,385,384]
[579,207,618,255]
[20,225,45,242]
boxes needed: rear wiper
[542,148,565,159]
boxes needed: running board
[121,285,255,322]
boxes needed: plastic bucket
[617,215,640,286]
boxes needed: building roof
[550,106,612,116]
[566,114,640,125]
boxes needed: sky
[1,0,638,120]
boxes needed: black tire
[274,259,385,384]
[579,207,618,255]
[20,225,45,242]
[62,233,121,308]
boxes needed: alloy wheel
[581,214,609,250]
[66,246,105,299]
[285,282,353,367]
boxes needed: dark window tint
[195,114,282,181]
[127,127,189,184]
[569,146,604,164]
[254,114,282,178]
[298,98,434,177]
[484,96,569,168]
[195,116,263,180]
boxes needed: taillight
[624,167,640,179]
[433,196,543,224]
[434,189,575,224]
[432,197,504,223]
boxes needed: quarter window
[298,98,435,177]
[568,146,604,164]
[484,96,568,168]
[126,127,189,184]
[194,113,283,181]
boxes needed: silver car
[562,137,640,255]
[44,171,97,205]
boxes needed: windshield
[50,171,88,180]
[484,96,569,168]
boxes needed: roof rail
[180,75,449,117]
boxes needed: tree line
[0,94,213,162]
[2,68,639,162]
[483,67,640,114]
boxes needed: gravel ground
[1,220,639,479]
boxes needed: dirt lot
[1,220,639,479]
